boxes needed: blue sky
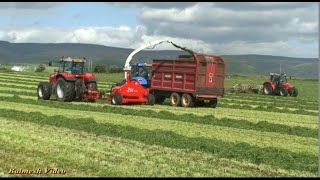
[0,2,317,58]
[0,2,139,28]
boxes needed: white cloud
[0,2,317,58]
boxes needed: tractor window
[58,62,64,73]
[71,62,84,74]
[279,75,287,82]
[64,62,72,73]
[130,66,152,80]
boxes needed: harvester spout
[123,39,173,79]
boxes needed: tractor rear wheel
[289,87,298,97]
[111,93,122,105]
[181,93,194,107]
[55,78,75,102]
[146,94,155,105]
[263,84,273,95]
[170,92,181,107]
[279,88,288,96]
[75,79,86,100]
[37,82,51,100]
[208,98,218,108]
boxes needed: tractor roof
[59,57,86,63]
[270,73,286,76]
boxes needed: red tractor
[37,57,101,102]
[262,73,298,97]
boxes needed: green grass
[0,100,317,157]
[0,71,318,177]
[0,95,316,139]
[0,91,316,131]
[1,119,312,177]
[0,108,317,173]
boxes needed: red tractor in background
[37,57,101,102]
[262,73,298,97]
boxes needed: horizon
[0,40,317,59]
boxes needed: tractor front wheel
[263,84,273,95]
[146,94,155,106]
[279,88,288,97]
[55,78,75,102]
[289,87,298,97]
[37,82,51,100]
[111,93,122,105]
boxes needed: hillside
[0,41,317,78]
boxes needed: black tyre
[279,88,288,97]
[155,95,166,104]
[55,77,75,102]
[289,87,298,97]
[111,93,122,105]
[208,98,218,108]
[87,82,98,91]
[146,94,155,105]
[195,100,205,107]
[263,84,273,95]
[181,93,194,107]
[37,82,51,100]
[170,92,181,106]
[75,79,86,100]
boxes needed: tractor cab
[270,73,287,87]
[57,57,86,74]
[130,63,152,88]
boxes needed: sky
[0,2,318,58]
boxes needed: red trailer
[150,53,226,107]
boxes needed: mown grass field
[0,70,318,177]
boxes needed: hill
[0,41,317,78]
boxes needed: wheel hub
[38,88,43,97]
[57,84,64,98]
[172,97,177,104]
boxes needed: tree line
[93,64,123,73]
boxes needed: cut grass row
[3,75,315,109]
[0,72,316,102]
[2,100,316,157]
[2,77,315,110]
[226,93,318,104]
[0,119,311,177]
[0,91,316,130]
[221,98,318,111]
[0,74,114,86]
[0,81,315,115]
[0,95,316,139]
[0,78,112,89]
[0,107,316,173]
[0,72,315,106]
